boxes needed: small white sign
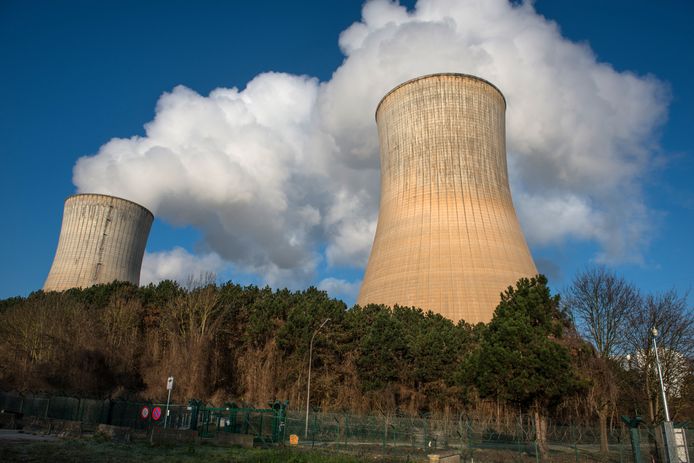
[167,376,174,390]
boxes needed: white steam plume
[140,247,225,286]
[74,0,668,292]
[317,277,362,304]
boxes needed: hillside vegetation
[0,274,691,432]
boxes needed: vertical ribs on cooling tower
[44,194,153,291]
[358,73,537,324]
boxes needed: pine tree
[472,275,584,460]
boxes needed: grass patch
[0,437,419,462]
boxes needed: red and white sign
[140,406,150,420]
[152,406,162,421]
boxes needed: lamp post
[305,317,330,439]
[652,327,680,463]
[651,327,670,422]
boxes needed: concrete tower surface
[44,193,153,291]
[358,73,537,324]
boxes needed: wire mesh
[1,390,692,463]
[283,409,694,463]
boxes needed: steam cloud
[73,0,668,299]
[140,247,225,287]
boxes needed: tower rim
[66,193,154,219]
[375,73,507,121]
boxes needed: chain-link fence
[285,410,693,462]
[0,390,183,431]
[0,390,284,442]
[2,390,692,462]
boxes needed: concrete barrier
[150,427,198,445]
[96,424,131,443]
[23,417,51,434]
[23,417,82,437]
[429,453,460,463]
[54,420,81,438]
[0,412,19,429]
[213,432,255,448]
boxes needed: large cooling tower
[358,73,537,324]
[44,194,153,291]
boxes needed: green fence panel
[0,391,23,412]
[2,388,690,463]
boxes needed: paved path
[0,429,57,443]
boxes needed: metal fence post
[311,411,317,448]
[467,418,474,462]
[518,415,523,459]
[392,417,397,449]
[532,418,539,463]
[188,400,200,431]
[382,415,386,454]
[424,414,428,450]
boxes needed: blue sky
[1,0,692,306]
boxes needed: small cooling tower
[44,193,153,291]
[358,73,537,324]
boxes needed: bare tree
[563,266,641,458]
[624,289,694,423]
[0,300,54,389]
[564,266,641,358]
[156,275,225,400]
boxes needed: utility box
[673,426,690,463]
[657,422,690,463]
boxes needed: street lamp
[305,318,330,439]
[651,327,671,422]
[651,326,680,463]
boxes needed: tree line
[0,268,691,459]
